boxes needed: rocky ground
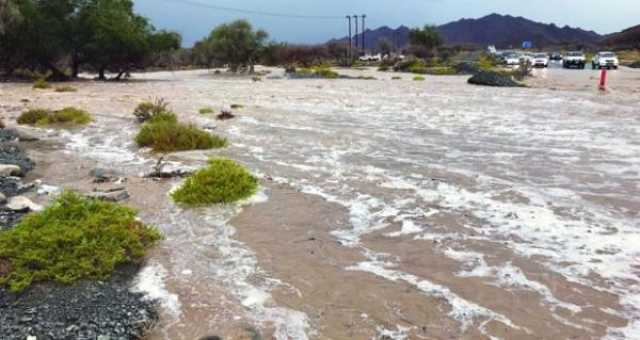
[0,127,159,340]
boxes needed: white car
[592,51,619,69]
[503,52,521,66]
[532,53,549,68]
[563,51,586,69]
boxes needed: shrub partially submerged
[199,107,214,114]
[54,86,77,93]
[18,107,92,126]
[290,66,340,79]
[32,78,51,90]
[172,158,258,206]
[413,76,426,81]
[133,99,171,123]
[135,119,226,152]
[0,192,162,292]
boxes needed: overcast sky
[134,0,640,46]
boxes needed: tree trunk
[98,67,106,80]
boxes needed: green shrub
[478,54,498,70]
[408,64,428,74]
[199,107,214,115]
[135,119,227,153]
[17,109,50,125]
[392,76,402,80]
[378,65,390,72]
[133,98,171,123]
[172,158,258,206]
[17,107,92,126]
[32,78,51,90]
[413,76,426,81]
[54,86,77,92]
[230,104,243,109]
[426,67,457,75]
[0,192,162,292]
[295,66,339,79]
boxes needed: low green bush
[426,67,457,75]
[294,66,340,79]
[230,104,243,109]
[133,98,171,123]
[54,86,77,92]
[378,65,390,72]
[135,119,227,152]
[32,78,51,90]
[392,76,402,80]
[0,192,162,292]
[413,76,426,81]
[199,107,214,114]
[18,107,92,126]
[172,158,258,206]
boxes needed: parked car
[592,51,619,69]
[563,51,586,69]
[503,52,521,66]
[550,52,563,61]
[532,53,549,67]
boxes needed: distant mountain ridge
[332,13,603,49]
[603,24,640,48]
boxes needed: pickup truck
[563,51,586,69]
[592,52,619,69]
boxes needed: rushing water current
[6,68,638,339]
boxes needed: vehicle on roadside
[358,54,382,62]
[532,53,549,67]
[503,52,521,66]
[592,51,619,69]
[563,51,586,69]
[550,52,563,61]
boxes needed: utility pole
[346,15,352,64]
[353,15,359,51]
[361,14,366,54]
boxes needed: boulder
[88,188,130,202]
[0,164,21,177]
[0,192,6,204]
[6,196,43,212]
[468,71,524,87]
[89,168,124,183]
[0,144,34,174]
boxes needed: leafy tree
[408,25,444,59]
[203,20,268,73]
[377,38,393,56]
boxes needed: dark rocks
[454,62,481,75]
[89,168,125,183]
[629,61,640,68]
[0,129,20,143]
[88,187,130,202]
[217,110,235,121]
[0,143,34,174]
[468,71,524,87]
[0,265,158,340]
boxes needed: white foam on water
[348,257,528,336]
[132,262,182,317]
[374,325,411,340]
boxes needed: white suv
[532,53,549,68]
[592,52,619,70]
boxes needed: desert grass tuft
[135,119,226,153]
[171,158,258,206]
[0,191,162,292]
[17,107,92,126]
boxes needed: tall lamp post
[361,14,366,53]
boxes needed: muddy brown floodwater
[0,66,639,340]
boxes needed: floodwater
[1,66,639,339]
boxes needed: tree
[408,25,443,59]
[377,38,393,56]
[77,0,180,80]
[203,20,268,73]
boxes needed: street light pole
[362,14,366,53]
[346,16,352,63]
[353,15,359,51]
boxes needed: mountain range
[603,24,640,48]
[334,13,613,49]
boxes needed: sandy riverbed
[0,66,639,339]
